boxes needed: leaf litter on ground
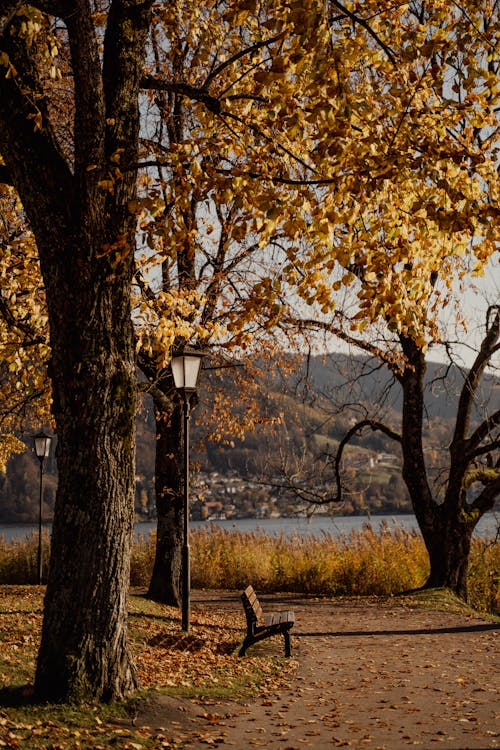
[0,586,296,749]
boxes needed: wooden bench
[239,585,295,657]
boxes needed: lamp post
[33,430,53,585]
[170,347,205,632]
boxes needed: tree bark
[34,239,138,702]
[420,508,474,599]
[340,335,497,600]
[0,0,153,701]
[147,399,184,606]
[398,334,490,600]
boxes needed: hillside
[1,352,498,522]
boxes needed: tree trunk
[419,507,475,600]
[34,244,138,703]
[399,335,479,601]
[147,399,184,606]
[0,0,153,702]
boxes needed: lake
[1,512,498,542]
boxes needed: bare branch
[466,408,500,459]
[470,474,500,515]
[292,315,404,377]
[452,305,500,448]
[328,0,397,65]
[141,77,223,113]
[204,31,286,89]
[137,380,173,413]
[270,417,402,506]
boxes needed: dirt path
[137,591,499,749]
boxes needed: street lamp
[33,430,53,585]
[171,347,205,632]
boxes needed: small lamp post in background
[171,347,205,632]
[33,430,53,585]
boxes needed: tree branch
[102,0,154,220]
[137,379,173,413]
[65,0,105,180]
[329,418,402,505]
[470,474,500,515]
[292,315,405,377]
[452,305,500,449]
[278,418,402,506]
[0,11,74,247]
[141,77,223,113]
[0,0,23,35]
[466,408,500,460]
[204,31,286,89]
[328,0,397,65]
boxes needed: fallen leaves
[129,594,294,699]
[0,586,294,749]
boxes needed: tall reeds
[0,530,50,584]
[1,523,498,613]
[190,522,429,596]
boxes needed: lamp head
[33,430,53,461]
[171,347,206,392]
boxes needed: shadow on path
[296,622,499,637]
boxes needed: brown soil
[135,591,499,749]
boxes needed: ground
[135,590,499,749]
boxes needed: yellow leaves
[16,17,42,46]
[254,69,286,84]
[97,178,115,193]
[0,435,26,474]
[135,288,222,367]
[0,187,51,457]
[110,147,125,164]
[27,111,43,132]
[128,195,165,218]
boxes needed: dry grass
[2,522,499,613]
[131,521,499,614]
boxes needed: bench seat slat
[265,611,294,627]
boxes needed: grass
[400,586,500,622]
[132,521,499,614]
[3,522,499,613]
[0,522,497,747]
[0,586,292,749]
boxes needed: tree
[0,0,323,610]
[0,0,330,696]
[132,0,327,605]
[279,0,500,599]
[0,1,152,701]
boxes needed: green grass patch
[0,586,292,749]
[399,586,500,622]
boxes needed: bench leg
[284,629,291,657]
[238,636,252,657]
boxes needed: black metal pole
[181,394,191,632]
[37,458,43,585]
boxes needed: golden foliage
[0,185,52,470]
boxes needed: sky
[430,257,499,369]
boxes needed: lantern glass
[33,431,52,460]
[171,353,203,391]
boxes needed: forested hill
[1,353,498,522]
[278,352,500,422]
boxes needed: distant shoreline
[2,511,497,541]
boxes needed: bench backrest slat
[241,585,262,623]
